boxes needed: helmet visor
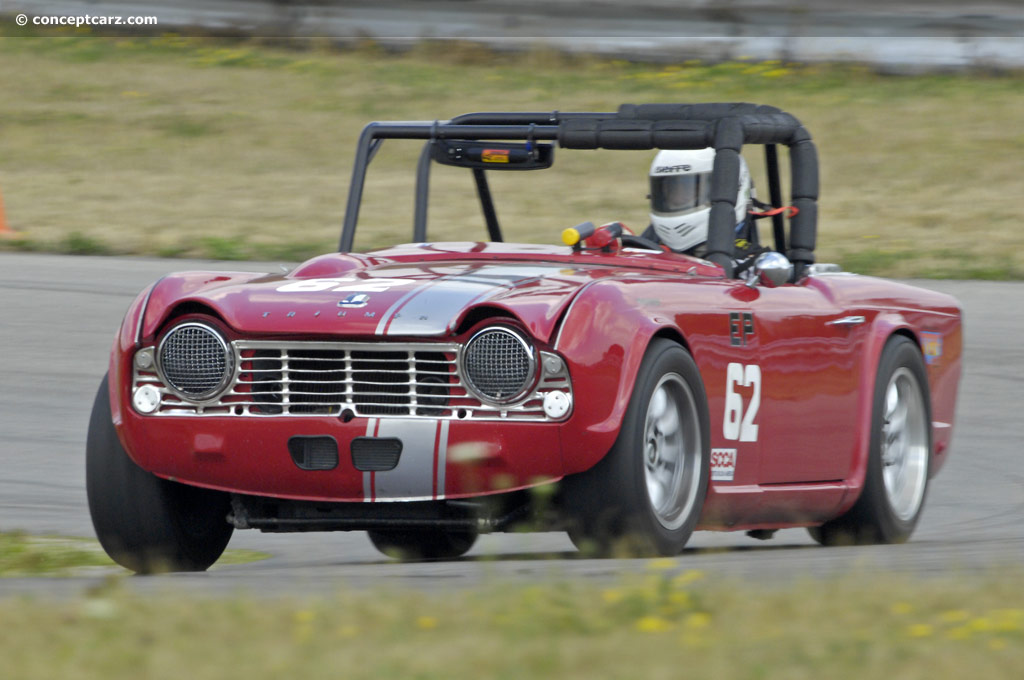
[650,173,711,215]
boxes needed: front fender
[554,280,677,474]
[138,271,269,341]
[108,282,156,429]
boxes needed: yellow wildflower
[416,616,439,630]
[907,623,934,638]
[601,588,624,604]
[685,612,711,629]
[292,609,316,624]
[939,610,970,624]
[968,617,994,633]
[945,626,971,640]
[635,616,673,633]
[672,570,705,587]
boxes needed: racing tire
[564,338,710,557]
[367,528,477,561]
[809,335,931,546]
[86,374,234,574]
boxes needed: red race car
[87,104,962,572]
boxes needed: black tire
[86,374,234,573]
[563,338,710,557]
[810,336,932,546]
[367,528,477,560]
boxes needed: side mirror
[751,251,793,288]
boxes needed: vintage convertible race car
[86,103,962,572]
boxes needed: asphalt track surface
[0,252,1021,596]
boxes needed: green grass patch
[61,230,112,255]
[0,531,268,576]
[0,531,113,576]
[0,566,1021,678]
[0,28,1022,277]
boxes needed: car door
[685,282,765,490]
[741,278,867,484]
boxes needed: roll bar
[339,103,818,277]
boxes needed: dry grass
[0,33,1022,276]
[0,566,1021,679]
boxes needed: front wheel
[86,375,233,573]
[810,336,931,546]
[565,339,710,556]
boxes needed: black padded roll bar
[765,144,786,253]
[564,103,818,276]
[339,104,818,278]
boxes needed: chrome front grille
[133,340,572,421]
[238,344,455,417]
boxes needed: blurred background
[1,0,1022,276]
[6,1,1024,64]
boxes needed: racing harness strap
[749,199,799,220]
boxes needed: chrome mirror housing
[751,251,793,288]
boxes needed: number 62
[723,363,760,442]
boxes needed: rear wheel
[86,375,233,573]
[810,336,931,546]
[368,528,477,560]
[565,339,710,556]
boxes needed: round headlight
[462,327,536,404]
[157,322,233,401]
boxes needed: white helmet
[649,148,752,252]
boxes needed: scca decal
[276,278,411,293]
[711,448,737,482]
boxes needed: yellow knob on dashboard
[562,228,581,246]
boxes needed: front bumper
[116,409,566,503]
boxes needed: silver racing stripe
[373,265,557,336]
[373,419,442,501]
[374,284,429,335]
[436,419,449,499]
[362,418,377,502]
[383,280,502,336]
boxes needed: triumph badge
[338,293,370,309]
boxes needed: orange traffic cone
[0,186,17,238]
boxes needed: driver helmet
[649,148,752,252]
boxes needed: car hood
[140,243,719,342]
[140,244,715,343]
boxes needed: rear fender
[838,312,917,515]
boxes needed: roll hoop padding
[558,103,818,277]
